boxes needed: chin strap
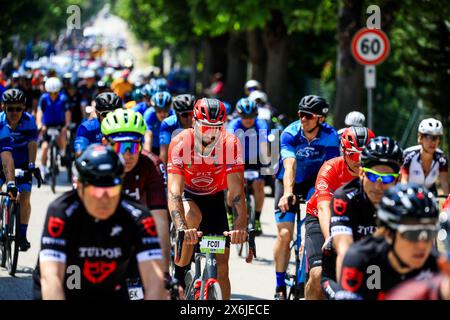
[343,152,359,175]
[390,231,412,269]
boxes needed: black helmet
[360,136,403,172]
[298,95,329,116]
[2,89,26,105]
[173,94,196,113]
[377,183,439,230]
[95,92,122,113]
[75,144,124,187]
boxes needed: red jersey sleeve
[225,132,244,174]
[167,129,189,175]
[315,161,338,203]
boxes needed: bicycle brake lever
[176,230,184,263]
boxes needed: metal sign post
[365,65,376,130]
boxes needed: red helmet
[193,98,227,126]
[341,127,375,152]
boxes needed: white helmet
[83,69,96,79]
[45,77,62,93]
[345,111,366,127]
[249,90,268,104]
[244,79,261,94]
[418,118,443,136]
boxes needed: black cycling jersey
[321,178,378,298]
[335,236,439,300]
[32,190,162,300]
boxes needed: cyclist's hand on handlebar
[6,182,18,200]
[278,193,295,213]
[224,229,247,244]
[183,228,202,245]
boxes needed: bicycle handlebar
[278,194,306,220]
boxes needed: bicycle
[177,229,256,300]
[46,126,63,193]
[0,190,20,276]
[280,195,308,300]
[64,123,78,184]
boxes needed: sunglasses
[178,111,193,118]
[422,134,440,142]
[156,108,170,114]
[110,141,142,155]
[344,148,362,162]
[299,111,318,120]
[84,185,121,198]
[362,167,399,184]
[241,115,256,120]
[6,107,25,113]
[398,224,439,242]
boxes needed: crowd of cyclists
[0,39,449,301]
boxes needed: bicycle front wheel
[6,202,20,276]
[0,197,7,267]
[50,144,57,193]
[206,281,222,300]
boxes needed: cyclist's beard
[306,119,321,134]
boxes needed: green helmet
[101,109,147,140]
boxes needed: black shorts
[43,125,65,143]
[183,190,230,247]
[305,215,325,270]
[274,178,315,223]
[321,249,338,300]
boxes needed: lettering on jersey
[357,225,377,236]
[83,260,117,284]
[40,249,67,263]
[191,172,214,188]
[120,201,143,218]
[341,267,364,292]
[331,216,350,223]
[142,237,160,245]
[110,225,123,237]
[125,187,141,201]
[79,247,122,259]
[331,226,353,237]
[42,237,66,246]
[48,216,65,238]
[65,202,79,218]
[296,147,320,159]
[317,180,329,191]
[333,198,348,216]
[414,270,435,282]
[141,217,157,237]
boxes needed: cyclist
[336,183,440,300]
[226,97,270,235]
[78,69,98,108]
[401,118,448,195]
[159,94,195,167]
[32,144,165,300]
[272,95,340,300]
[321,136,403,299]
[244,80,262,97]
[0,89,40,250]
[337,111,366,136]
[37,77,71,178]
[167,98,247,300]
[101,108,170,287]
[132,84,155,116]
[74,92,122,156]
[304,126,375,299]
[111,69,133,100]
[143,91,174,155]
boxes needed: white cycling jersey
[401,145,448,189]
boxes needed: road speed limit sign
[351,28,390,65]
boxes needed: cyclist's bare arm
[439,171,449,195]
[1,151,15,183]
[167,172,187,231]
[333,234,353,282]
[36,109,43,129]
[160,144,168,167]
[144,130,153,152]
[64,110,71,128]
[400,171,409,184]
[226,171,247,244]
[28,140,37,164]
[318,200,332,241]
[278,157,296,212]
[139,259,167,300]
[40,260,66,300]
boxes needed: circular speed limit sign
[351,28,390,65]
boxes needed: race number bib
[200,236,226,254]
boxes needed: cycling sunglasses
[110,141,142,155]
[6,107,25,113]
[362,167,399,184]
[397,224,439,242]
[298,111,318,120]
[422,134,440,142]
[178,111,193,118]
[344,148,362,162]
[84,185,121,198]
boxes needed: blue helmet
[155,78,168,91]
[223,101,232,115]
[142,83,158,97]
[151,91,172,109]
[236,98,257,117]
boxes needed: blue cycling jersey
[276,121,340,183]
[143,107,175,149]
[38,92,69,126]
[159,115,184,146]
[132,101,151,116]
[0,112,33,167]
[227,117,269,165]
[74,118,102,154]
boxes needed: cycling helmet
[173,94,196,113]
[94,92,122,113]
[84,69,96,79]
[2,89,26,105]
[298,95,329,116]
[97,80,108,90]
[244,80,262,95]
[341,127,375,152]
[223,101,232,116]
[360,136,403,172]
[142,83,158,97]
[377,183,439,229]
[155,78,168,91]
[131,88,144,101]
[345,111,366,127]
[75,144,124,187]
[101,108,147,141]
[151,91,172,109]
[248,90,268,104]
[418,118,443,136]
[236,98,258,117]
[45,77,62,93]
[193,98,227,126]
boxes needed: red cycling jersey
[167,128,244,195]
[306,156,356,217]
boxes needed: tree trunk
[334,0,364,129]
[224,32,247,104]
[262,10,289,113]
[247,29,266,87]
[201,34,229,91]
[190,40,199,95]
